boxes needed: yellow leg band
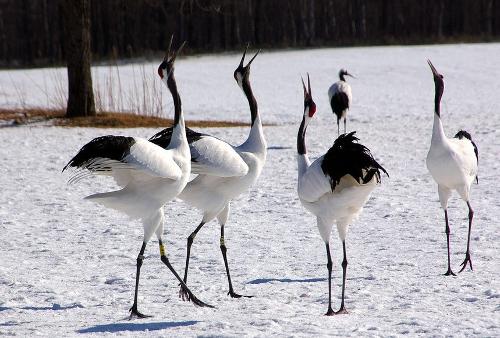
[159,243,166,256]
[220,236,225,246]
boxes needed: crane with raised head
[425,60,478,276]
[63,40,212,318]
[297,74,387,315]
[149,45,266,299]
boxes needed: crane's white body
[297,154,377,242]
[296,74,385,315]
[425,59,478,275]
[85,132,190,241]
[426,114,478,207]
[64,46,213,316]
[179,115,266,224]
[175,50,267,227]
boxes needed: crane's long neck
[431,83,446,146]
[297,116,310,177]
[168,74,183,127]
[243,78,258,127]
[166,74,187,149]
[240,77,266,154]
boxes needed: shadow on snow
[247,277,326,284]
[77,321,199,333]
[20,303,84,311]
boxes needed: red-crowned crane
[328,69,354,135]
[425,60,478,276]
[297,74,387,315]
[149,46,266,299]
[63,41,212,318]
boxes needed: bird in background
[149,45,266,299]
[297,74,387,315]
[63,39,212,318]
[425,60,478,276]
[328,68,354,135]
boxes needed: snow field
[0,43,499,336]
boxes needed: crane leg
[443,209,457,276]
[459,202,474,273]
[336,240,348,314]
[129,242,151,319]
[159,240,213,308]
[344,118,346,134]
[219,225,252,298]
[179,221,205,300]
[337,118,340,136]
[325,242,335,316]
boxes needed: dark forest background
[1,0,499,68]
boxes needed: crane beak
[301,73,313,99]
[239,43,249,68]
[427,59,441,78]
[307,72,312,96]
[246,49,260,68]
[239,44,259,72]
[164,34,174,62]
[301,76,308,99]
[164,35,186,63]
[161,36,186,79]
[346,72,356,79]
[170,41,186,63]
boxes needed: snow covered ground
[1,43,499,336]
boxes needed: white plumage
[65,135,189,233]
[189,136,249,177]
[299,157,378,242]
[297,74,387,315]
[149,46,266,298]
[425,60,478,275]
[328,69,354,135]
[63,42,211,318]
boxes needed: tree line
[0,0,499,67]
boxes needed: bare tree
[62,0,95,117]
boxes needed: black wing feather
[330,92,349,119]
[149,126,205,161]
[63,136,135,171]
[149,126,203,148]
[321,132,389,191]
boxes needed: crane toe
[178,285,190,301]
[458,252,473,273]
[335,308,348,315]
[227,290,253,298]
[129,305,152,319]
[325,307,335,316]
[189,293,215,308]
[444,268,457,276]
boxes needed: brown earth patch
[0,108,254,128]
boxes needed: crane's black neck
[434,82,442,118]
[339,73,346,82]
[242,77,258,126]
[297,116,307,155]
[167,73,182,125]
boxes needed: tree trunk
[62,0,95,117]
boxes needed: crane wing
[449,137,478,182]
[63,136,182,186]
[190,135,249,177]
[149,126,248,177]
[298,155,331,203]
